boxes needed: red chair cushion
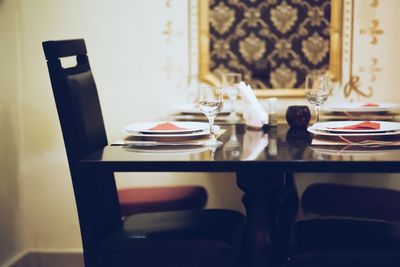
[117,186,208,217]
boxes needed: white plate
[311,146,397,156]
[172,103,233,114]
[312,121,400,133]
[123,126,220,141]
[322,102,400,113]
[307,125,400,137]
[124,146,209,154]
[123,121,209,134]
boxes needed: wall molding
[1,250,83,267]
[0,250,29,267]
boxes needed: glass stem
[208,115,216,140]
[315,106,320,123]
[230,98,235,117]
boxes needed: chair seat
[100,209,245,267]
[292,218,400,252]
[288,218,400,266]
[102,209,245,251]
[117,186,208,217]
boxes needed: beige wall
[0,0,24,264]
[1,0,400,265]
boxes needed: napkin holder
[238,82,269,129]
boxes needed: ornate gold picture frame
[198,0,343,98]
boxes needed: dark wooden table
[80,124,400,267]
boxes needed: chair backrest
[302,183,400,222]
[43,39,121,260]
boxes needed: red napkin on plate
[149,122,188,131]
[329,121,381,130]
[362,103,379,107]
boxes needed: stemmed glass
[305,73,330,123]
[222,73,242,122]
[198,86,225,147]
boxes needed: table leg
[237,170,296,267]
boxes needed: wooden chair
[43,38,245,267]
[286,183,400,266]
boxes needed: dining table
[79,123,400,267]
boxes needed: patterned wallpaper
[208,0,332,89]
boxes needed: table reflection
[222,124,242,160]
[241,128,268,160]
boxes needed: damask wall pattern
[209,0,331,89]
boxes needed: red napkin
[149,122,188,131]
[329,121,381,130]
[362,103,379,107]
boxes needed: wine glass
[222,72,242,122]
[198,86,225,147]
[305,73,330,123]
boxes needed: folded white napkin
[238,82,269,129]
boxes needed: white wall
[2,0,400,265]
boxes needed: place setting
[321,101,400,121]
[305,72,400,153]
[309,120,400,155]
[114,86,228,153]
[309,120,400,145]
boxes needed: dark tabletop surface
[80,124,400,173]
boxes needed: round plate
[311,146,397,156]
[123,121,209,134]
[307,125,400,137]
[124,146,209,154]
[123,126,220,141]
[322,102,400,113]
[312,121,400,133]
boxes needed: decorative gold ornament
[210,2,235,34]
[162,21,173,43]
[344,76,373,98]
[243,8,262,27]
[359,58,382,82]
[271,64,297,88]
[307,6,326,27]
[212,38,232,59]
[302,32,329,65]
[360,19,383,45]
[165,0,172,8]
[270,1,298,34]
[239,33,267,64]
[370,0,379,8]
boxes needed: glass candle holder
[285,105,311,128]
